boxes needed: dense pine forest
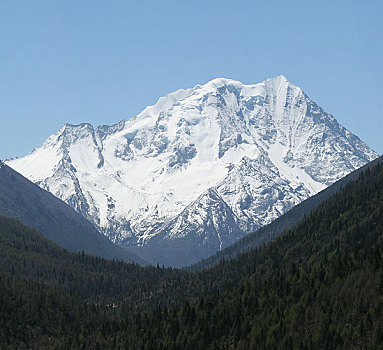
[1,161,383,349]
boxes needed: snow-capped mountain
[6,76,378,266]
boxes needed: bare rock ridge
[6,76,378,266]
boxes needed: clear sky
[0,0,382,160]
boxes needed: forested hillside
[1,160,383,349]
[0,217,206,309]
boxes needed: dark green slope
[0,216,228,347]
[0,216,237,312]
[191,155,383,271]
[1,158,383,349]
[0,216,194,307]
[0,215,252,313]
[0,274,116,349]
[0,161,145,264]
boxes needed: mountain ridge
[6,76,378,266]
[190,154,383,270]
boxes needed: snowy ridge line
[6,75,378,266]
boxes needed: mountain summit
[7,76,378,266]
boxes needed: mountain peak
[61,122,94,133]
[203,77,242,88]
[203,75,291,88]
[200,75,297,98]
[268,74,289,83]
[264,74,295,90]
[6,76,378,266]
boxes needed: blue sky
[0,0,382,159]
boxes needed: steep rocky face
[6,76,378,266]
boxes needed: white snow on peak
[6,76,378,255]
